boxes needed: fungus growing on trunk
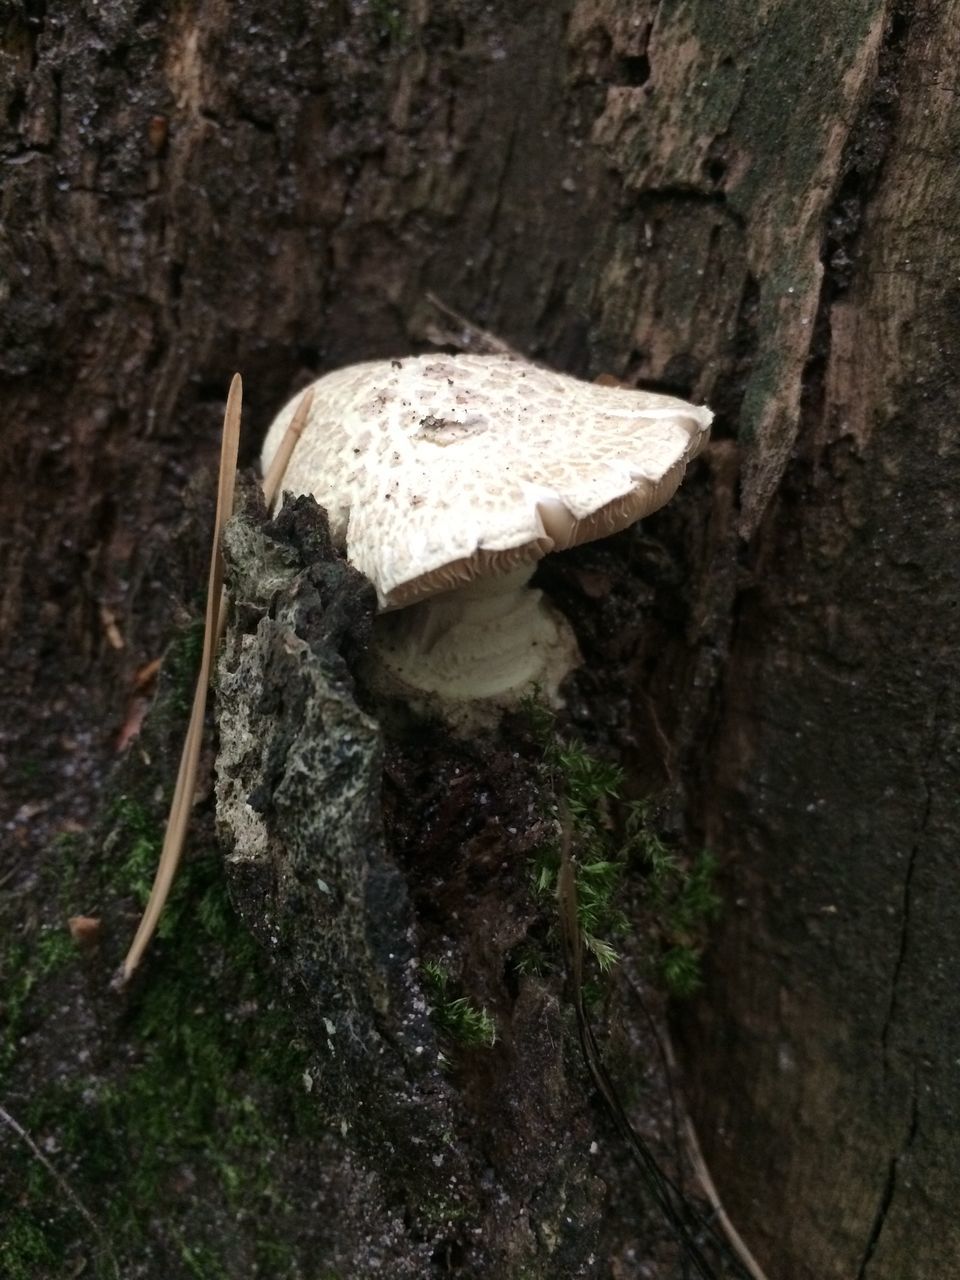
[261,353,712,723]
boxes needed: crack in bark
[632,184,746,228]
[866,683,943,1274]
[879,775,931,1065]
[880,689,944,1069]
[482,113,519,270]
[855,1076,920,1278]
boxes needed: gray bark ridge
[216,492,467,1195]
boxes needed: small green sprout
[526,716,630,973]
[626,801,721,997]
[422,962,496,1049]
[660,946,705,999]
[110,796,164,908]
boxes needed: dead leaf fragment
[115,697,149,754]
[133,657,163,692]
[68,915,102,945]
[15,800,50,823]
[99,605,124,650]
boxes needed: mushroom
[261,353,712,725]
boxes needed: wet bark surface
[2,1,959,1277]
[670,7,960,1277]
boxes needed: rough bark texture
[2,1,958,1277]
[675,6,960,1277]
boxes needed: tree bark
[672,6,960,1277]
[2,1,957,1277]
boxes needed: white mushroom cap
[261,353,712,610]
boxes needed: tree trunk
[673,7,960,1277]
[2,1,957,1277]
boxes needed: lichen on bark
[216,491,470,1196]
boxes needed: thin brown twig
[117,374,242,986]
[660,1030,772,1280]
[556,803,744,1280]
[0,1102,121,1279]
[116,379,317,987]
[639,689,678,789]
[262,386,314,508]
[424,292,524,357]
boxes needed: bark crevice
[855,1080,920,1278]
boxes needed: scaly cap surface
[261,354,712,609]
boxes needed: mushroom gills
[370,564,580,706]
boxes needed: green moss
[659,946,705,999]
[162,620,206,715]
[1,811,323,1278]
[108,793,164,901]
[527,710,630,973]
[625,802,721,997]
[369,0,409,45]
[0,927,74,1077]
[522,701,721,996]
[422,962,496,1049]
[0,1216,61,1279]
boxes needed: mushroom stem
[371,565,580,713]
